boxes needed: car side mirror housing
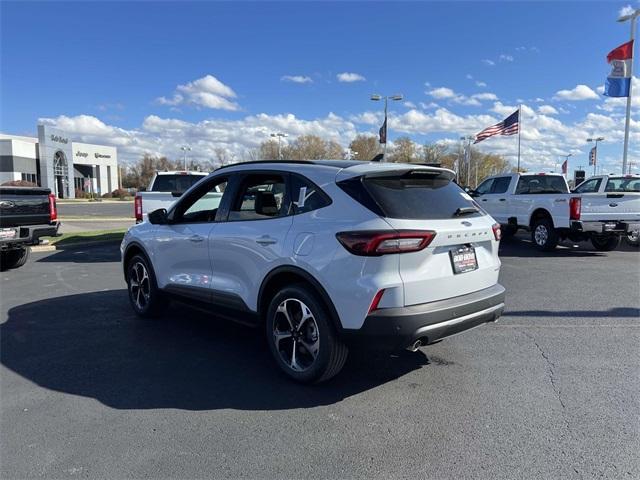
[148,208,168,225]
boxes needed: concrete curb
[31,238,122,252]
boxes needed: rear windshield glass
[605,177,640,192]
[151,174,204,193]
[515,175,568,194]
[342,172,482,220]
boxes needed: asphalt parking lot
[56,201,135,234]
[1,236,639,479]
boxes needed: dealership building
[0,124,118,198]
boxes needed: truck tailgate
[580,193,640,222]
[0,188,52,227]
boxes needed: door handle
[499,198,506,202]
[481,198,488,202]
[188,235,205,243]
[256,236,277,246]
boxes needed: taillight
[492,223,501,241]
[48,193,57,221]
[336,230,436,256]
[570,197,581,220]
[368,289,386,314]
[134,195,143,222]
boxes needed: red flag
[607,40,634,63]
[561,159,568,174]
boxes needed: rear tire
[266,284,348,384]
[502,225,517,239]
[0,247,30,271]
[126,254,166,317]
[591,235,621,252]
[625,230,640,247]
[531,218,558,251]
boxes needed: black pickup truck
[0,186,59,270]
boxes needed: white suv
[121,160,505,383]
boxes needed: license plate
[0,228,17,240]
[450,246,478,274]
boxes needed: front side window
[290,175,331,214]
[475,178,494,195]
[228,174,288,221]
[574,178,602,193]
[172,177,228,223]
[490,176,511,194]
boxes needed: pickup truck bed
[0,186,59,270]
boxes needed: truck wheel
[266,284,348,384]
[591,235,621,252]
[531,218,558,251]
[0,247,30,271]
[626,231,640,247]
[126,254,166,317]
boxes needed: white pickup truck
[470,172,640,251]
[135,171,208,222]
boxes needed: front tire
[266,284,348,383]
[591,235,621,252]
[625,230,640,247]
[531,218,558,251]
[0,247,30,271]
[126,254,166,317]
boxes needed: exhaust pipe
[407,338,426,352]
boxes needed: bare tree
[282,135,344,160]
[258,139,280,160]
[422,143,449,163]
[349,134,380,161]
[387,136,418,163]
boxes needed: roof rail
[215,159,313,171]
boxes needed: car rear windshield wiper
[454,206,479,217]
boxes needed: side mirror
[148,208,168,225]
[171,191,183,198]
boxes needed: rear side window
[605,177,640,192]
[339,171,481,219]
[151,174,204,193]
[515,175,568,194]
[228,173,288,221]
[574,178,602,193]
[290,175,331,214]
[490,176,511,194]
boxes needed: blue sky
[1,1,638,172]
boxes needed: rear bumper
[342,284,505,351]
[0,222,59,249]
[571,220,640,234]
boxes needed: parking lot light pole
[270,133,287,160]
[180,146,191,170]
[586,137,605,175]
[617,8,639,175]
[371,94,403,162]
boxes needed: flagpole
[517,104,522,172]
[383,97,388,162]
[622,15,637,175]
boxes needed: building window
[21,173,37,184]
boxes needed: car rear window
[605,177,640,192]
[151,174,204,193]
[338,171,482,219]
[515,175,568,194]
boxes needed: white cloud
[419,102,439,109]
[281,75,312,84]
[553,84,599,101]
[156,74,239,111]
[538,105,559,115]
[471,92,498,101]
[499,54,514,62]
[466,74,474,80]
[475,81,487,87]
[336,72,366,82]
[619,5,635,17]
[403,101,416,108]
[427,87,456,99]
[482,59,496,66]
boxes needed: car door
[474,178,497,216]
[209,171,294,312]
[150,174,232,299]
[486,176,513,224]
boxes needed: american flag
[474,109,520,144]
